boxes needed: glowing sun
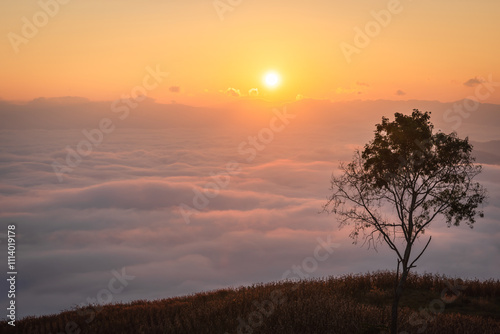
[263,71,281,88]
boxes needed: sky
[0,0,499,321]
[1,0,500,105]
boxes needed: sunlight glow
[263,71,281,89]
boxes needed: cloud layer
[1,98,499,319]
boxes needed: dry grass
[2,271,499,334]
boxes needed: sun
[263,71,281,89]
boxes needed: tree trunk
[390,268,409,334]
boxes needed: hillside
[2,272,499,334]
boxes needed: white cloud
[248,88,259,97]
[225,87,241,97]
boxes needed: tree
[323,110,486,334]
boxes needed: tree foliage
[325,110,485,252]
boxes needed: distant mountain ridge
[1,98,498,164]
[471,140,500,165]
[1,98,499,131]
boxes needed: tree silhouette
[324,110,486,333]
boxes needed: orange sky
[1,0,499,105]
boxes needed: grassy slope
[2,271,499,334]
